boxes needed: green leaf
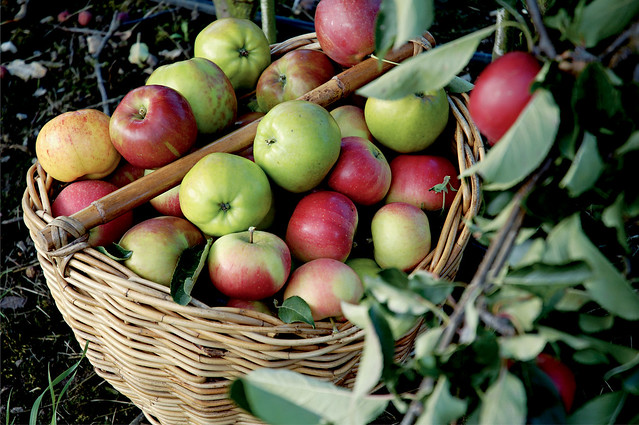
[567,391,626,425]
[365,269,431,316]
[539,326,638,364]
[393,0,434,50]
[414,327,444,374]
[479,370,527,425]
[577,0,639,48]
[276,296,315,328]
[555,289,591,311]
[503,261,592,287]
[573,348,609,365]
[417,376,468,425]
[95,243,132,261]
[499,335,547,361]
[572,62,623,132]
[559,132,603,197]
[579,313,614,333]
[349,303,395,397]
[602,194,629,252]
[615,131,639,156]
[462,89,560,191]
[446,76,474,93]
[496,287,543,331]
[374,0,397,60]
[408,271,456,305]
[229,369,388,425]
[358,25,495,100]
[170,238,212,306]
[544,214,639,320]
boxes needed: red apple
[144,169,183,217]
[52,180,133,247]
[107,160,145,188]
[315,0,381,67]
[371,202,431,271]
[256,49,336,112]
[327,136,392,205]
[330,104,373,141]
[119,216,205,287]
[386,155,460,211]
[285,191,358,263]
[78,10,92,26]
[110,85,198,169]
[469,51,542,145]
[535,353,576,412]
[283,258,364,320]
[57,10,70,22]
[208,227,291,300]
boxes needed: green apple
[179,152,272,237]
[253,100,342,193]
[145,57,237,134]
[371,202,431,271]
[364,88,449,153]
[119,216,205,287]
[194,17,271,92]
[345,257,381,283]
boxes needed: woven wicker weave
[21,34,484,425]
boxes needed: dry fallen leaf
[5,59,47,81]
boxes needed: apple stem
[137,105,147,119]
[248,226,256,243]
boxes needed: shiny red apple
[285,191,358,262]
[327,136,391,205]
[386,155,460,211]
[315,0,381,67]
[110,85,198,169]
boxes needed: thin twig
[526,0,557,59]
[91,11,121,115]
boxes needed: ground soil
[0,1,495,424]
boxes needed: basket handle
[37,35,433,256]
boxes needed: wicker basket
[21,34,484,425]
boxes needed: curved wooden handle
[38,41,418,254]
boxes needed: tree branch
[526,0,557,59]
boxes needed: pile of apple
[35,0,462,322]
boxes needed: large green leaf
[578,0,639,48]
[416,376,468,425]
[544,214,639,320]
[567,391,626,425]
[479,371,527,425]
[359,25,495,100]
[502,261,592,287]
[545,0,639,48]
[229,369,388,425]
[462,89,560,191]
[559,132,603,197]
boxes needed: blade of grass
[29,341,89,425]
